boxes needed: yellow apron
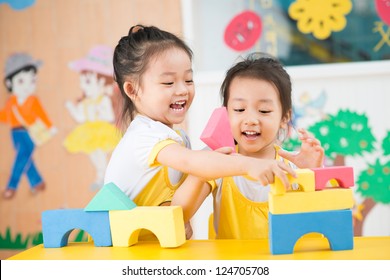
[216,176,269,239]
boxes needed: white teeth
[174,101,186,105]
[244,131,258,135]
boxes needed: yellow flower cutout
[289,0,352,40]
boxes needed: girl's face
[11,69,37,100]
[226,76,288,159]
[130,48,194,127]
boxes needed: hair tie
[129,25,144,35]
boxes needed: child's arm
[157,143,296,188]
[171,147,235,223]
[171,175,211,223]
[278,128,324,168]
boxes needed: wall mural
[0,53,57,200]
[283,91,390,236]
[63,45,121,191]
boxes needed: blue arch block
[269,209,353,255]
[42,209,112,248]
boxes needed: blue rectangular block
[269,209,353,255]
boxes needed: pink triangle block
[200,107,235,150]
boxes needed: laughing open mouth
[170,100,186,111]
[242,130,260,138]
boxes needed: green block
[84,182,137,211]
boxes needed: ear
[280,109,292,129]
[123,81,136,100]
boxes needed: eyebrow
[160,69,193,77]
[231,97,274,103]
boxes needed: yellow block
[109,206,186,248]
[269,188,354,214]
[271,169,315,195]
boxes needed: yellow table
[7,237,390,260]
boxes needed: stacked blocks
[42,183,186,248]
[200,107,235,150]
[269,166,355,255]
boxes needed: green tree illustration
[357,159,390,204]
[281,134,301,151]
[353,131,390,235]
[308,109,376,165]
[382,131,390,156]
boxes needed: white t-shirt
[104,115,190,200]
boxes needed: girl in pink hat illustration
[0,53,57,199]
[64,45,121,190]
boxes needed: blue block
[269,209,353,255]
[42,209,112,248]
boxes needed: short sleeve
[130,116,184,168]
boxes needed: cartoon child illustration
[0,53,57,199]
[64,45,121,190]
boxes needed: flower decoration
[288,0,352,40]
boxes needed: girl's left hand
[278,128,324,168]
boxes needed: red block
[200,107,235,150]
[310,166,354,190]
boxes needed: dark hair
[4,65,37,93]
[220,53,292,122]
[113,25,193,129]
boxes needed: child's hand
[247,159,296,189]
[278,128,324,168]
[185,222,193,239]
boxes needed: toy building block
[310,166,354,190]
[109,206,185,248]
[42,209,112,248]
[269,209,353,255]
[85,182,137,211]
[271,169,315,195]
[269,188,354,214]
[200,107,235,150]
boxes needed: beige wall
[0,0,183,259]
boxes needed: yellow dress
[63,97,120,154]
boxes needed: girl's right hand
[213,147,295,190]
[247,158,296,189]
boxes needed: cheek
[228,116,242,134]
[188,91,195,102]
